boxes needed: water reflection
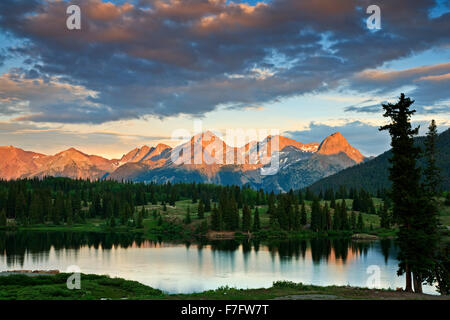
[0,231,436,294]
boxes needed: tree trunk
[405,264,413,292]
[413,273,423,294]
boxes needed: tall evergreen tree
[184,206,191,224]
[197,200,205,219]
[267,192,277,227]
[300,200,307,226]
[350,210,356,230]
[379,93,428,292]
[418,120,443,293]
[445,193,450,206]
[15,191,27,225]
[0,209,6,227]
[357,213,364,230]
[253,207,260,231]
[66,196,73,226]
[330,197,336,210]
[211,204,222,231]
[293,201,301,231]
[332,207,340,231]
[242,203,252,232]
[423,120,441,195]
[310,197,320,232]
[325,203,332,231]
[29,193,43,224]
[340,200,348,230]
[53,192,64,225]
[204,198,211,212]
[380,203,390,229]
[136,208,144,228]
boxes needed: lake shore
[0,273,447,300]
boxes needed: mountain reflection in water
[0,231,437,294]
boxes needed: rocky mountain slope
[0,131,366,192]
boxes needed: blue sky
[0,0,448,158]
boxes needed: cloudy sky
[0,0,449,158]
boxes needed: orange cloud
[86,1,134,21]
[418,73,450,82]
[355,62,450,82]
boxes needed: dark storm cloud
[0,0,448,123]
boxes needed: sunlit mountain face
[0,1,448,167]
[0,131,364,192]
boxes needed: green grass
[0,274,447,300]
[0,273,164,300]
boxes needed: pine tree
[72,191,82,222]
[380,203,390,229]
[53,192,64,225]
[253,207,260,231]
[184,206,191,224]
[445,193,450,206]
[169,189,176,206]
[293,201,301,231]
[15,191,27,225]
[350,210,356,230]
[341,200,349,230]
[66,196,73,226]
[0,209,6,227]
[157,214,163,226]
[357,213,364,231]
[333,206,341,231]
[330,197,336,209]
[230,196,239,230]
[310,197,320,232]
[305,188,313,201]
[322,203,330,231]
[204,198,211,212]
[197,200,205,219]
[150,191,157,205]
[242,203,251,232]
[379,93,425,292]
[136,208,144,228]
[423,120,441,195]
[29,194,44,224]
[325,203,332,231]
[418,120,443,294]
[300,200,307,226]
[211,204,222,231]
[267,192,276,227]
[109,216,116,228]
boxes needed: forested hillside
[308,128,450,193]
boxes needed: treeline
[208,189,368,233]
[0,177,387,234]
[303,185,388,213]
[0,178,263,226]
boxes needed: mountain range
[0,131,365,192]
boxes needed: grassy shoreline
[0,223,397,242]
[0,273,447,300]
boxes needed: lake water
[0,232,437,294]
